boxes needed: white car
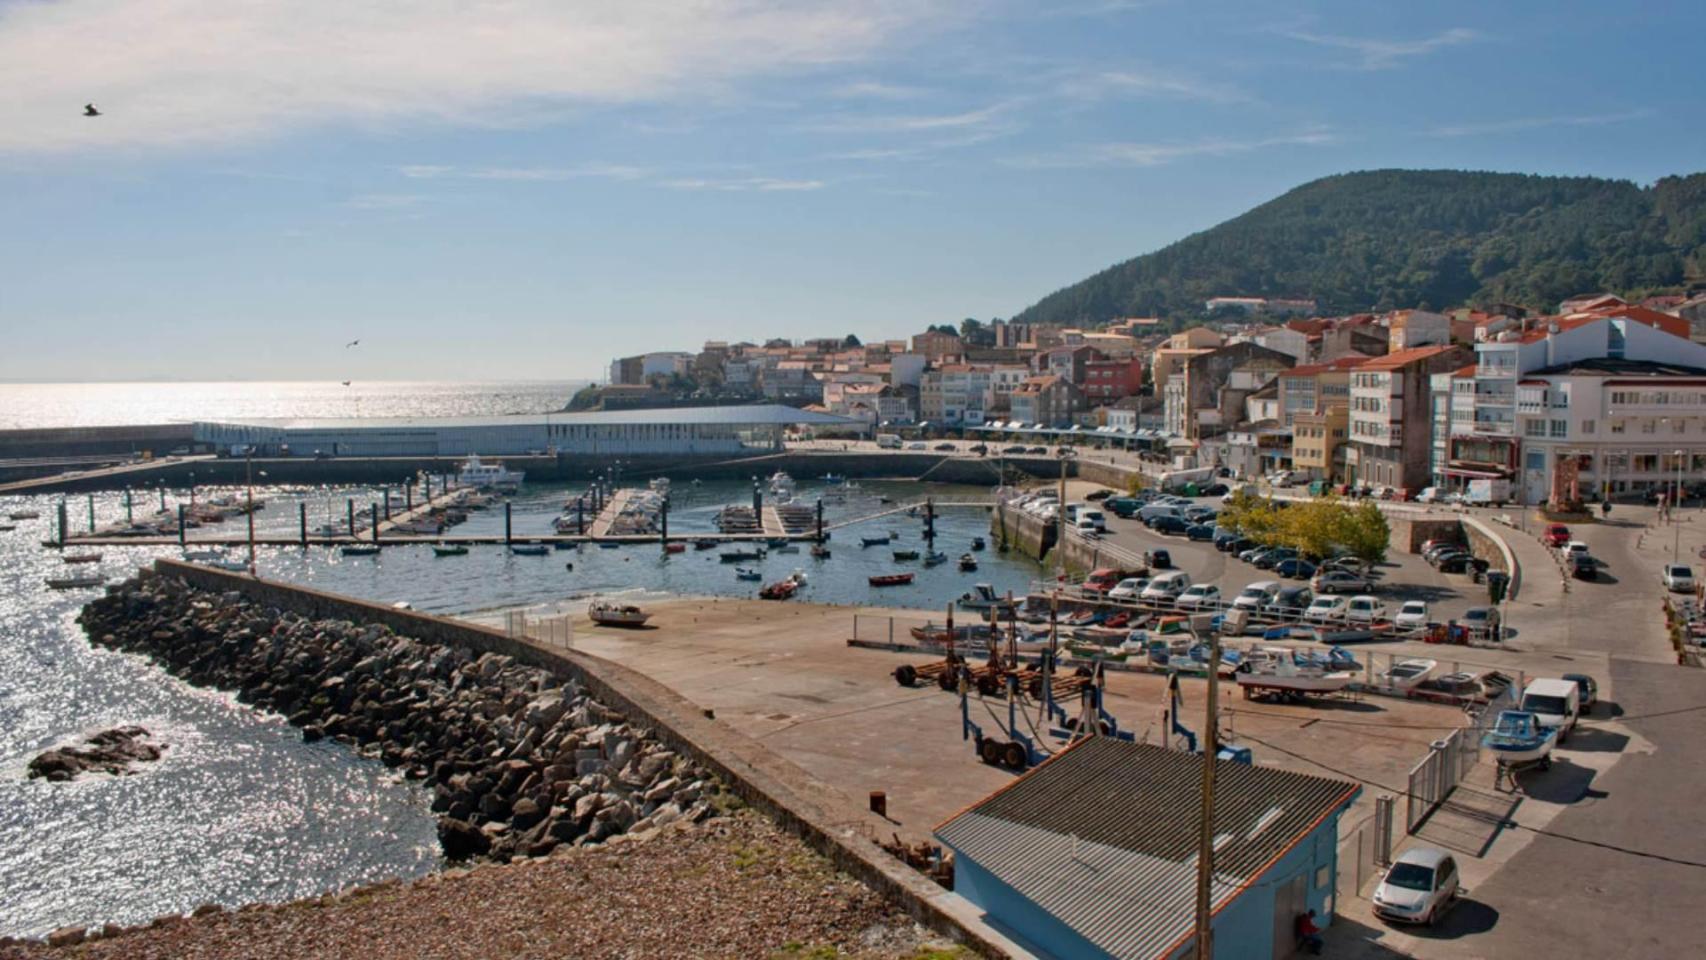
[1074,517,1102,538]
[1373,847,1460,926]
[1563,540,1590,561]
[1232,581,1281,611]
[1394,600,1430,630]
[1415,486,1442,504]
[1107,578,1149,601]
[1174,584,1221,610]
[1304,595,1349,623]
[1343,595,1387,624]
[1663,564,1696,593]
[906,441,927,450]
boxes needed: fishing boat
[693,538,720,550]
[341,545,382,557]
[771,543,799,554]
[433,544,469,557]
[1481,710,1556,767]
[735,567,763,581]
[45,575,105,590]
[720,548,765,563]
[588,600,651,627]
[759,574,802,600]
[861,534,893,547]
[892,549,920,561]
[9,510,41,520]
[810,543,831,559]
[63,553,102,564]
[970,536,985,551]
[958,553,978,571]
[956,584,1016,612]
[1381,658,1438,692]
[766,471,796,499]
[922,551,949,567]
[868,572,915,587]
[456,455,524,493]
[1234,656,1356,698]
[598,542,622,549]
[664,542,686,554]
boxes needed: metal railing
[1400,681,1510,834]
[505,610,576,649]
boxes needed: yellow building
[1292,404,1350,483]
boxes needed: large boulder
[437,817,490,859]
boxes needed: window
[1550,419,1567,438]
[1581,420,1595,434]
[1642,420,1656,434]
[1524,420,1545,437]
[1610,420,1625,434]
[1675,420,1687,434]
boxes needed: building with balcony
[1348,344,1473,492]
[1010,375,1084,428]
[1294,404,1351,484]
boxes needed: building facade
[1349,344,1473,491]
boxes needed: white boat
[648,477,671,496]
[587,599,651,627]
[1234,656,1356,696]
[1382,658,1438,691]
[766,471,795,499]
[457,455,524,493]
[1481,710,1556,766]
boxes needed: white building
[1387,310,1452,350]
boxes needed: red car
[1543,524,1571,548]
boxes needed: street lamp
[1674,449,1685,564]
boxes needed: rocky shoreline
[28,726,164,781]
[76,574,719,864]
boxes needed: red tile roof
[1357,344,1456,370]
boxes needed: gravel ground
[0,811,957,960]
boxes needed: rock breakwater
[77,575,718,862]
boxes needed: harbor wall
[0,424,195,459]
[149,559,1022,958]
[990,501,1056,562]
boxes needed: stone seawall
[990,500,1055,562]
[150,560,1025,958]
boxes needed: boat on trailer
[1481,709,1556,768]
[1234,655,1355,701]
[1382,657,1438,692]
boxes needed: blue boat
[1481,710,1556,767]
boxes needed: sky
[1,0,1702,383]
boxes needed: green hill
[1012,169,1706,325]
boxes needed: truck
[1466,478,1511,505]
[875,434,903,449]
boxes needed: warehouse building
[936,738,1359,959]
[192,405,858,458]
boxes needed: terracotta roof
[1453,364,1477,377]
[1282,356,1370,378]
[1356,344,1455,370]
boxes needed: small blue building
[936,739,1360,959]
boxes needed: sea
[0,381,1042,938]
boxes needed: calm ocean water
[0,380,587,429]
[0,383,1034,937]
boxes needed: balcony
[1472,419,1514,437]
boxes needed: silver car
[1373,847,1460,925]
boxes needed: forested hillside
[1013,169,1706,325]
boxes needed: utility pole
[1192,617,1221,959]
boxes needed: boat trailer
[959,657,1134,771]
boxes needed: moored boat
[720,548,765,563]
[693,538,720,550]
[63,553,102,564]
[958,553,978,571]
[341,545,382,556]
[46,575,105,589]
[869,572,915,587]
[588,600,651,627]
[922,551,948,567]
[892,549,920,561]
[810,543,831,559]
[511,544,550,556]
[664,542,686,554]
[9,510,41,520]
[970,536,985,551]
[735,567,763,581]
[860,534,893,547]
[456,455,524,493]
[433,544,470,557]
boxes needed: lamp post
[1675,449,1685,564]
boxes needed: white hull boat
[1235,656,1356,695]
[457,455,524,492]
[587,600,651,627]
[1481,710,1556,765]
[1382,658,1438,692]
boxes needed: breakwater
[78,574,717,863]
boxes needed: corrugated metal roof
[936,739,1359,960]
[191,404,858,431]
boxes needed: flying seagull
[345,339,360,348]
[84,103,100,117]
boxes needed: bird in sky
[83,103,100,117]
[345,339,360,348]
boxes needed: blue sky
[2,0,1702,382]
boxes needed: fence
[1402,681,1513,832]
[1335,796,1396,905]
[504,610,576,649]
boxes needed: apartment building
[1163,342,1294,439]
[1276,356,1367,428]
[1009,376,1084,428]
[1081,355,1144,403]
[1348,344,1474,491]
[1293,405,1351,483]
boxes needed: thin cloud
[661,177,825,192]
[1280,27,1480,70]
[402,163,648,181]
[807,101,1019,134]
[343,193,427,211]
[1429,109,1650,138]
[0,0,954,153]
[1006,130,1337,169]
[1054,69,1248,104]
[832,80,927,100]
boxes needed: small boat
[821,473,844,484]
[664,542,686,554]
[433,545,469,557]
[9,510,41,520]
[735,567,763,582]
[958,553,978,571]
[957,584,1016,612]
[553,541,576,550]
[720,548,765,563]
[693,538,720,550]
[861,534,892,547]
[598,542,622,549]
[181,549,226,561]
[588,600,651,627]
[1382,658,1438,692]
[892,549,920,561]
[63,553,102,564]
[0,524,15,531]
[511,544,550,556]
[46,575,105,589]
[869,572,915,587]
[772,543,799,554]
[206,559,250,572]
[766,537,790,549]
[810,543,831,559]
[1234,657,1355,698]
[767,471,796,499]
[759,576,800,600]
[922,551,948,567]
[1481,710,1557,767]
[970,537,985,551]
[341,545,381,556]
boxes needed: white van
[1520,679,1581,742]
[1140,570,1193,602]
[876,434,902,449]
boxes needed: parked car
[1074,517,1102,538]
[1254,547,1298,570]
[1107,577,1150,601]
[1461,606,1501,639]
[1264,585,1314,617]
[1343,595,1387,624]
[1423,542,1465,564]
[1151,515,1190,535]
[1238,545,1269,563]
[1521,678,1581,742]
[1184,506,1218,524]
[1560,672,1599,712]
[1435,553,1473,574]
[1394,600,1430,630]
[1080,568,1130,594]
[1312,570,1373,594]
[1232,581,1281,611]
[1174,584,1221,610]
[1141,570,1193,602]
[1304,595,1349,622]
[1373,847,1460,926]
[1428,547,1470,568]
[1027,446,1049,454]
[1415,486,1443,504]
[1185,523,1217,541]
[1662,564,1696,593]
[1085,489,1115,502]
[969,444,988,454]
[906,441,927,450]
[1275,558,1317,580]
[1201,482,1229,497]
[934,442,956,451]
[1219,536,1252,554]
[1002,445,1027,454]
[1543,524,1571,548]
[1323,556,1373,575]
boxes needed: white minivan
[1140,570,1193,602]
[1520,678,1581,742]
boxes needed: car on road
[1185,523,1217,541]
[934,442,957,451]
[1562,540,1591,562]
[1312,569,1373,594]
[905,441,927,450]
[1562,672,1599,712]
[1373,847,1460,926]
[1304,595,1349,622]
[1570,551,1599,580]
[1344,595,1387,624]
[1662,564,1695,593]
[1275,558,1317,580]
[1461,606,1501,639]
[1149,548,1172,569]
[1543,524,1572,548]
[1107,577,1150,601]
[1232,581,1281,611]
[1002,445,1027,454]
[1174,584,1221,610]
[1394,600,1430,630]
